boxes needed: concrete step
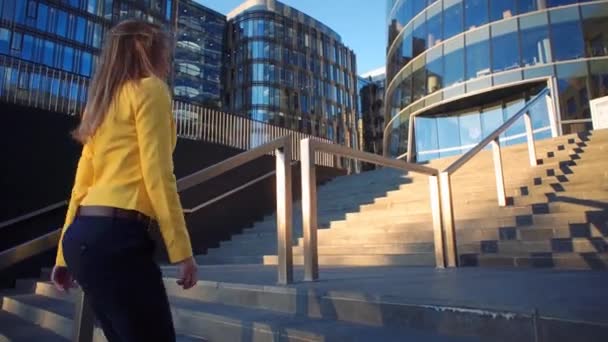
[460,252,608,270]
[291,242,434,255]
[0,310,68,342]
[0,293,209,342]
[456,224,608,243]
[209,242,434,257]
[459,238,608,255]
[198,253,435,267]
[308,230,434,245]
[24,282,473,342]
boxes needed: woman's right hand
[51,266,76,292]
[176,256,198,290]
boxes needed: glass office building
[224,0,359,145]
[358,68,387,155]
[174,0,225,108]
[0,0,175,111]
[385,0,608,161]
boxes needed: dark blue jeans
[62,215,176,342]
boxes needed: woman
[51,20,197,341]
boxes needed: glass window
[88,0,98,14]
[590,59,608,99]
[80,51,92,76]
[2,0,14,21]
[397,0,414,28]
[444,36,465,86]
[11,32,22,56]
[426,45,443,93]
[413,15,427,58]
[76,17,86,43]
[481,104,504,138]
[550,7,584,61]
[93,23,102,48]
[43,40,55,66]
[22,34,34,60]
[520,12,552,67]
[465,27,490,80]
[491,19,520,72]
[64,46,74,72]
[556,62,590,121]
[517,0,537,14]
[444,0,463,40]
[401,25,414,65]
[36,3,48,31]
[581,3,608,57]
[464,0,488,31]
[437,115,461,157]
[0,28,9,54]
[14,0,26,23]
[56,10,68,37]
[490,0,516,21]
[412,56,426,101]
[427,4,443,48]
[415,116,439,161]
[26,0,37,18]
[503,98,526,145]
[459,110,482,152]
[547,0,577,7]
[413,0,426,16]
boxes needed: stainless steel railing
[0,55,336,168]
[0,200,67,230]
[0,54,89,116]
[438,88,550,267]
[298,138,444,280]
[172,101,336,167]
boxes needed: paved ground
[162,265,608,324]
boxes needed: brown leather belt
[77,206,153,227]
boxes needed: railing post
[72,292,95,342]
[524,112,538,167]
[439,172,458,267]
[275,137,294,285]
[429,175,446,268]
[491,138,507,207]
[300,138,319,281]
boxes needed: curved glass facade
[174,0,225,108]
[225,1,358,145]
[385,0,608,159]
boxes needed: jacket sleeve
[133,78,193,263]
[55,143,94,267]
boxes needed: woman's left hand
[51,266,77,292]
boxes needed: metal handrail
[438,88,550,267]
[0,200,67,230]
[183,161,299,214]
[299,138,444,281]
[0,230,61,270]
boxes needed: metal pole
[72,292,95,342]
[275,137,293,285]
[524,112,538,167]
[439,171,458,267]
[491,138,507,207]
[300,138,319,281]
[429,175,446,268]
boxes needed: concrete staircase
[1,130,607,341]
[199,129,608,269]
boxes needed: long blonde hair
[73,20,171,143]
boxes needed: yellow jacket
[55,76,193,266]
